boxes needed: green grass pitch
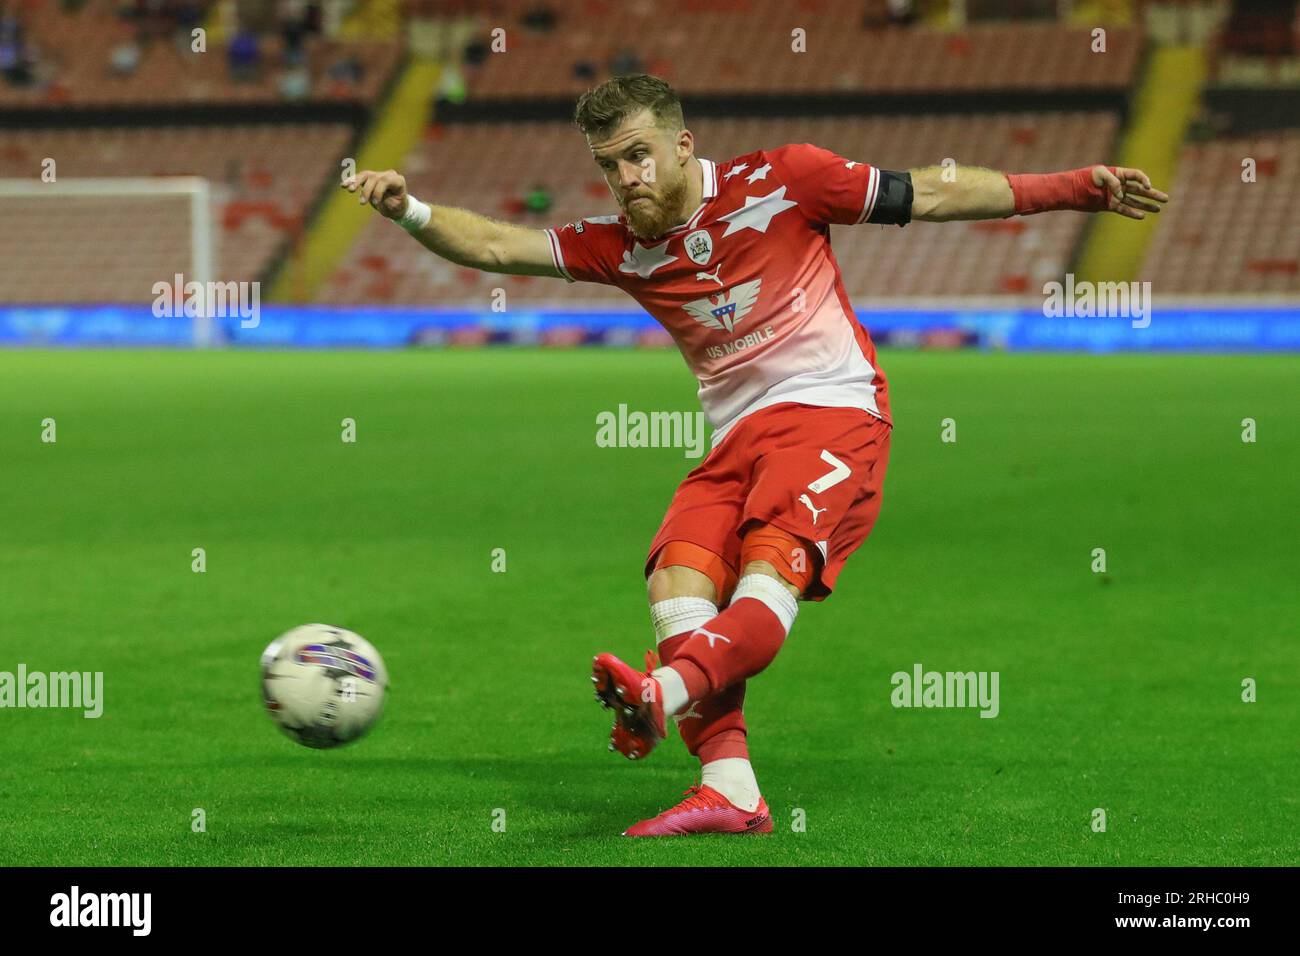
[0,347,1296,866]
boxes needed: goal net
[0,177,218,346]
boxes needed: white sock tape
[649,596,718,645]
[732,573,798,634]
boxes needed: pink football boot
[623,785,773,837]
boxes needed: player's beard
[622,166,689,240]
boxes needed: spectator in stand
[217,0,238,38]
[610,48,643,76]
[863,0,916,28]
[278,65,310,99]
[325,51,363,95]
[110,36,143,75]
[303,0,322,37]
[463,36,488,67]
[523,183,553,215]
[0,1,34,87]
[279,0,308,68]
[136,0,170,43]
[228,27,261,82]
[174,0,203,53]
[886,0,917,26]
[434,63,467,111]
[0,2,19,51]
[522,3,557,33]
[320,0,346,37]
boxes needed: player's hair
[573,74,685,138]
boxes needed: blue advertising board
[1,303,1297,351]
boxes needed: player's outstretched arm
[908,164,1168,222]
[343,169,563,278]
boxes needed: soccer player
[346,74,1167,837]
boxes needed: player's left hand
[1092,166,1169,220]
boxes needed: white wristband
[396,195,432,233]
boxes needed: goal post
[0,177,217,347]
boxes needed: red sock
[669,596,788,701]
[688,688,749,763]
[657,631,690,664]
[660,632,743,759]
[659,631,749,762]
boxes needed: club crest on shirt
[683,229,713,266]
[682,278,762,333]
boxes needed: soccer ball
[260,624,389,748]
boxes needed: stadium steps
[341,0,406,40]
[1075,44,1207,284]
[200,1,230,44]
[271,58,443,303]
[1068,0,1138,28]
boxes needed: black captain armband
[867,170,913,226]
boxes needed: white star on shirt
[617,240,678,278]
[723,163,749,180]
[718,185,799,238]
[745,163,772,184]
[845,161,859,169]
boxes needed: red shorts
[645,402,892,601]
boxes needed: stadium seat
[1141,130,1300,293]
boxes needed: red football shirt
[545,143,892,448]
